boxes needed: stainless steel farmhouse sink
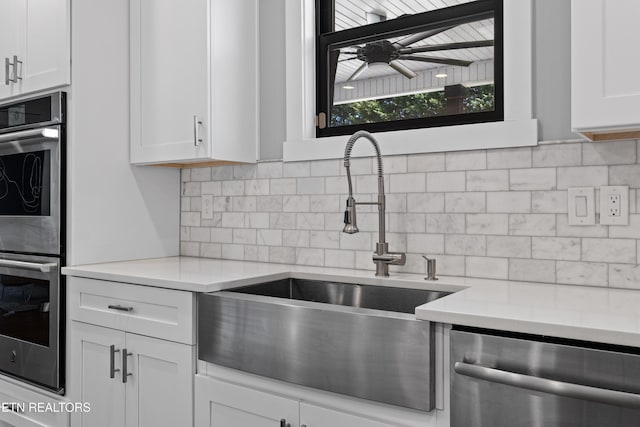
[198,278,450,411]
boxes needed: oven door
[0,125,61,255]
[0,253,61,392]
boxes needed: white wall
[67,0,179,265]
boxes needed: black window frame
[316,0,504,138]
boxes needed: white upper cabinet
[571,0,640,140]
[130,0,259,166]
[0,0,70,101]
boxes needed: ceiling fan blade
[398,55,473,67]
[389,61,417,79]
[346,62,368,81]
[338,56,359,62]
[399,40,494,54]
[393,26,456,48]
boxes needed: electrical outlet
[600,186,629,225]
[202,195,213,220]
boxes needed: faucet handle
[423,256,438,281]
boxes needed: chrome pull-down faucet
[343,130,406,277]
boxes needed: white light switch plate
[600,186,629,225]
[568,187,595,225]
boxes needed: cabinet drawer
[68,277,195,344]
[0,374,69,427]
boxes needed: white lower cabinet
[70,322,194,427]
[67,277,196,427]
[195,375,404,427]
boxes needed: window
[316,0,503,138]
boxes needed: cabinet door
[300,403,396,427]
[130,0,209,164]
[69,322,126,427]
[0,0,22,100]
[195,375,299,427]
[124,333,194,427]
[572,0,640,132]
[18,0,70,95]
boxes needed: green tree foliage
[331,84,494,127]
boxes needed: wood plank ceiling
[334,0,494,83]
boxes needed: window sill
[283,118,537,162]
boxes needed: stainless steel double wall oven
[0,92,65,392]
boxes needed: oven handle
[0,259,58,273]
[454,361,640,409]
[0,127,59,144]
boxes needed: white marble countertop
[63,256,640,347]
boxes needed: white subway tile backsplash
[445,234,486,256]
[222,181,244,196]
[509,214,555,236]
[558,166,608,189]
[407,234,445,254]
[445,192,486,213]
[283,161,310,178]
[257,162,283,179]
[283,195,310,212]
[310,231,339,249]
[296,248,324,266]
[509,259,556,283]
[582,238,636,264]
[487,147,532,169]
[407,193,445,213]
[466,214,509,235]
[257,229,283,246]
[446,151,486,171]
[532,143,582,167]
[583,140,636,165]
[181,140,640,289]
[532,237,581,261]
[467,170,509,191]
[609,264,640,290]
[283,230,310,247]
[408,153,445,172]
[270,179,297,195]
[325,249,355,269]
[510,168,556,190]
[556,261,608,287]
[233,229,256,245]
[201,181,222,196]
[390,173,426,193]
[245,180,270,196]
[609,165,640,187]
[466,256,508,280]
[486,236,531,258]
[532,191,567,213]
[191,167,212,181]
[487,192,531,213]
[427,171,466,192]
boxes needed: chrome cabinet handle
[122,348,132,383]
[12,55,22,82]
[109,345,120,379]
[454,361,640,409]
[108,304,133,312]
[193,115,203,146]
[4,58,9,85]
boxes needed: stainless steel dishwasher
[451,327,640,427]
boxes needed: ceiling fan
[340,26,494,81]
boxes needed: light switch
[568,187,595,225]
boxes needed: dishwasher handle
[454,361,640,409]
